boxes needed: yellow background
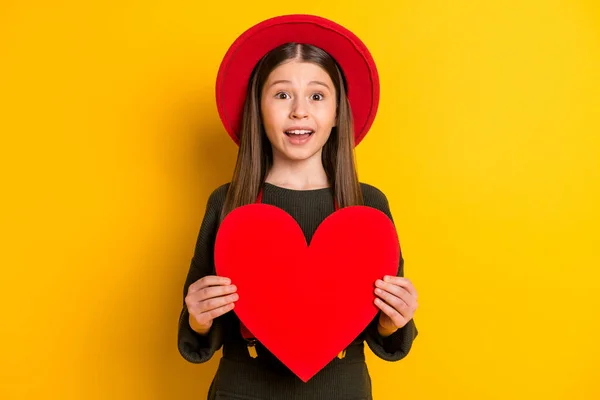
[1,1,599,399]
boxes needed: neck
[265,150,329,190]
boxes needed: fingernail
[375,288,383,294]
[375,279,383,286]
[383,276,391,282]
[231,285,237,291]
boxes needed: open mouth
[283,129,315,145]
[284,129,315,137]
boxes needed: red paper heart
[214,204,400,382]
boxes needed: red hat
[215,14,380,147]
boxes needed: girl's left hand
[374,276,418,336]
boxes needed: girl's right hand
[185,275,238,335]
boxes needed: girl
[178,14,418,400]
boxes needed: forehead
[266,60,333,85]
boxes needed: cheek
[260,104,284,143]
[260,99,270,123]
[261,100,285,127]
[316,105,337,128]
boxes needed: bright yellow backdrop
[1,1,599,399]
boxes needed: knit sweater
[178,182,418,400]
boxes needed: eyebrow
[268,79,331,90]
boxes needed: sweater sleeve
[361,184,419,361]
[177,185,227,363]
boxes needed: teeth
[286,129,313,135]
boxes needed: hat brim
[215,14,380,147]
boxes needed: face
[260,60,337,162]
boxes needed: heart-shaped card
[214,204,400,382]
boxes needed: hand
[185,275,238,335]
[374,276,418,336]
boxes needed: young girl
[178,14,418,400]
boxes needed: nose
[290,98,309,119]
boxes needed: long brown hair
[220,42,363,221]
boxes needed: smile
[284,129,314,136]
[283,129,315,145]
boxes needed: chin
[282,150,320,162]
[277,146,322,162]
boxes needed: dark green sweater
[178,182,418,400]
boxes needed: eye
[275,92,290,99]
[311,93,324,101]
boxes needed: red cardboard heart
[214,204,400,382]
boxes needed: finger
[186,286,237,312]
[195,302,236,325]
[192,284,237,303]
[374,297,406,328]
[375,282,417,311]
[375,279,413,304]
[186,284,236,311]
[197,292,239,313]
[383,276,418,299]
[374,287,412,318]
[188,275,231,293]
